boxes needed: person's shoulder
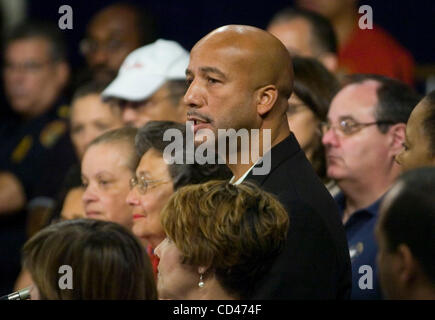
[359,24,413,58]
[36,100,71,150]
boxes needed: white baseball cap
[102,39,189,101]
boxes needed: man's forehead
[330,80,381,116]
[268,18,313,54]
[6,37,50,59]
[89,8,138,37]
[89,19,134,39]
[192,38,245,58]
[188,41,253,74]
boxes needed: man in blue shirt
[321,74,420,299]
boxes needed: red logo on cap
[123,62,144,70]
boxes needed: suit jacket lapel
[245,132,301,185]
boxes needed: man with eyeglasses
[321,74,421,299]
[101,39,189,128]
[80,3,156,84]
[0,21,75,296]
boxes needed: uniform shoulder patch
[57,104,70,119]
[40,120,67,148]
[11,135,33,164]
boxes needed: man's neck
[339,169,400,223]
[228,162,256,182]
[226,120,290,181]
[20,101,56,121]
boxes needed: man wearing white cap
[102,39,189,127]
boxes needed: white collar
[229,160,261,185]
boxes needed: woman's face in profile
[81,142,134,229]
[286,94,320,158]
[154,237,199,300]
[396,100,435,171]
[70,94,123,160]
[127,148,174,249]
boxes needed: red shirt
[147,244,160,279]
[338,24,415,86]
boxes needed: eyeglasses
[129,176,170,194]
[79,38,127,55]
[4,61,53,74]
[320,119,395,136]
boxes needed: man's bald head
[185,25,293,150]
[193,25,293,101]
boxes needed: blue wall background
[28,0,435,71]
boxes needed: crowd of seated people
[0,1,434,301]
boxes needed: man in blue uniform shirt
[321,74,421,299]
[0,21,75,296]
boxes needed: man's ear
[387,123,406,156]
[396,244,417,284]
[256,85,278,116]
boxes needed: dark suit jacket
[246,133,351,299]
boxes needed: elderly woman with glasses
[126,121,231,276]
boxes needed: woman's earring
[198,274,205,288]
